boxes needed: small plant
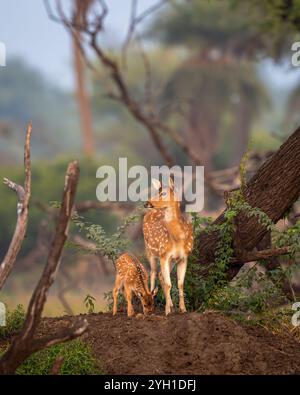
[71,206,143,261]
[104,290,126,313]
[0,304,25,339]
[84,294,96,314]
[187,149,300,313]
[15,339,102,375]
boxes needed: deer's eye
[161,191,167,197]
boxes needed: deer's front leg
[177,257,187,313]
[124,284,134,317]
[113,274,122,316]
[161,256,172,316]
[158,269,173,308]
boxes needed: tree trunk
[73,1,94,156]
[196,126,300,266]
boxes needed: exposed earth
[37,311,300,375]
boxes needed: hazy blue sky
[0,0,159,89]
[0,0,299,91]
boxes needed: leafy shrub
[0,304,25,339]
[16,340,101,375]
[84,294,96,313]
[0,157,119,262]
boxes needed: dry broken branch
[0,123,32,290]
[0,161,88,375]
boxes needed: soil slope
[39,311,300,375]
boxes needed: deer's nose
[144,202,153,208]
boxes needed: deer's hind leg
[113,273,123,316]
[148,254,157,292]
[161,256,173,315]
[177,257,187,313]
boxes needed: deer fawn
[143,177,193,315]
[113,252,158,317]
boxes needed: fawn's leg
[148,254,157,292]
[113,274,122,315]
[161,256,172,315]
[177,257,187,313]
[124,284,134,317]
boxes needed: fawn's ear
[152,287,158,297]
[151,178,161,191]
[169,176,175,191]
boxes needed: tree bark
[73,0,94,156]
[196,126,300,265]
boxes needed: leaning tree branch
[230,246,291,266]
[0,123,32,290]
[196,126,300,267]
[0,161,88,375]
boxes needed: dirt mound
[41,311,300,375]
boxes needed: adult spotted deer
[143,178,193,315]
[113,252,158,317]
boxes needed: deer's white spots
[143,179,193,315]
[113,253,155,317]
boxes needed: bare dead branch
[45,2,201,175]
[0,123,32,290]
[122,0,139,67]
[0,161,88,375]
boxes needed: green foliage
[72,206,143,261]
[0,58,79,160]
[0,304,25,339]
[187,151,300,313]
[206,262,286,313]
[0,157,118,261]
[15,340,101,375]
[84,295,96,314]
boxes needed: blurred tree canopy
[145,0,277,167]
[0,157,120,262]
[0,58,80,162]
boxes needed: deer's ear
[169,177,175,191]
[152,287,158,297]
[152,178,161,190]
